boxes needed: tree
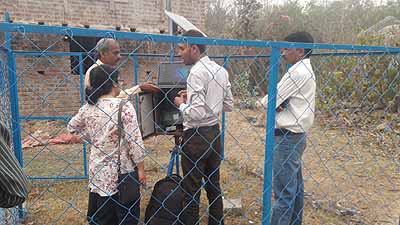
[233,0,262,39]
[205,0,234,38]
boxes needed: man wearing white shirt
[259,32,315,225]
[174,30,234,225]
[85,38,159,99]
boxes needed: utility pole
[167,0,173,35]
[166,0,174,61]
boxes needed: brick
[1,0,209,32]
[1,0,209,116]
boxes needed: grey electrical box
[138,62,191,139]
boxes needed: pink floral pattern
[68,98,145,196]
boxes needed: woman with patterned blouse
[68,65,146,225]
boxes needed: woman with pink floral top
[68,65,146,225]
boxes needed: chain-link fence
[0,37,21,225]
[0,20,399,225]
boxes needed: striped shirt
[0,121,29,208]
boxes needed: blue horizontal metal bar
[1,22,400,52]
[203,51,400,58]
[312,51,400,57]
[215,51,400,59]
[132,53,270,59]
[28,176,88,180]
[270,41,400,52]
[126,53,172,58]
[13,51,271,59]
[16,51,168,58]
[211,55,271,59]
[10,51,399,60]
[14,51,82,57]
[20,116,71,121]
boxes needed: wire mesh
[0,22,399,225]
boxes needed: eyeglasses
[117,79,127,86]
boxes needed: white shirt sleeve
[67,105,89,141]
[261,70,310,109]
[223,79,234,112]
[117,85,142,99]
[276,70,310,107]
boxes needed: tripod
[167,132,182,176]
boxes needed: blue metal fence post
[132,55,139,116]
[5,12,25,220]
[175,152,180,176]
[0,60,4,91]
[221,57,229,160]
[261,47,281,225]
[133,55,139,86]
[78,54,85,105]
[169,44,175,62]
[5,12,23,169]
[78,54,88,178]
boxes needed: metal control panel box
[137,62,191,138]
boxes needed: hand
[138,170,146,186]
[174,96,185,107]
[178,90,187,102]
[139,81,160,93]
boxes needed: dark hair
[85,65,119,105]
[284,31,314,58]
[182,29,206,54]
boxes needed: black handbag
[116,100,140,206]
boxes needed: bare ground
[19,110,399,225]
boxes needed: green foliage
[232,71,257,109]
[204,0,400,116]
[314,51,400,115]
[205,0,400,43]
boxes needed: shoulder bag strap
[117,99,126,175]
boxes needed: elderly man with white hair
[85,38,160,98]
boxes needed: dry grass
[19,110,399,224]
